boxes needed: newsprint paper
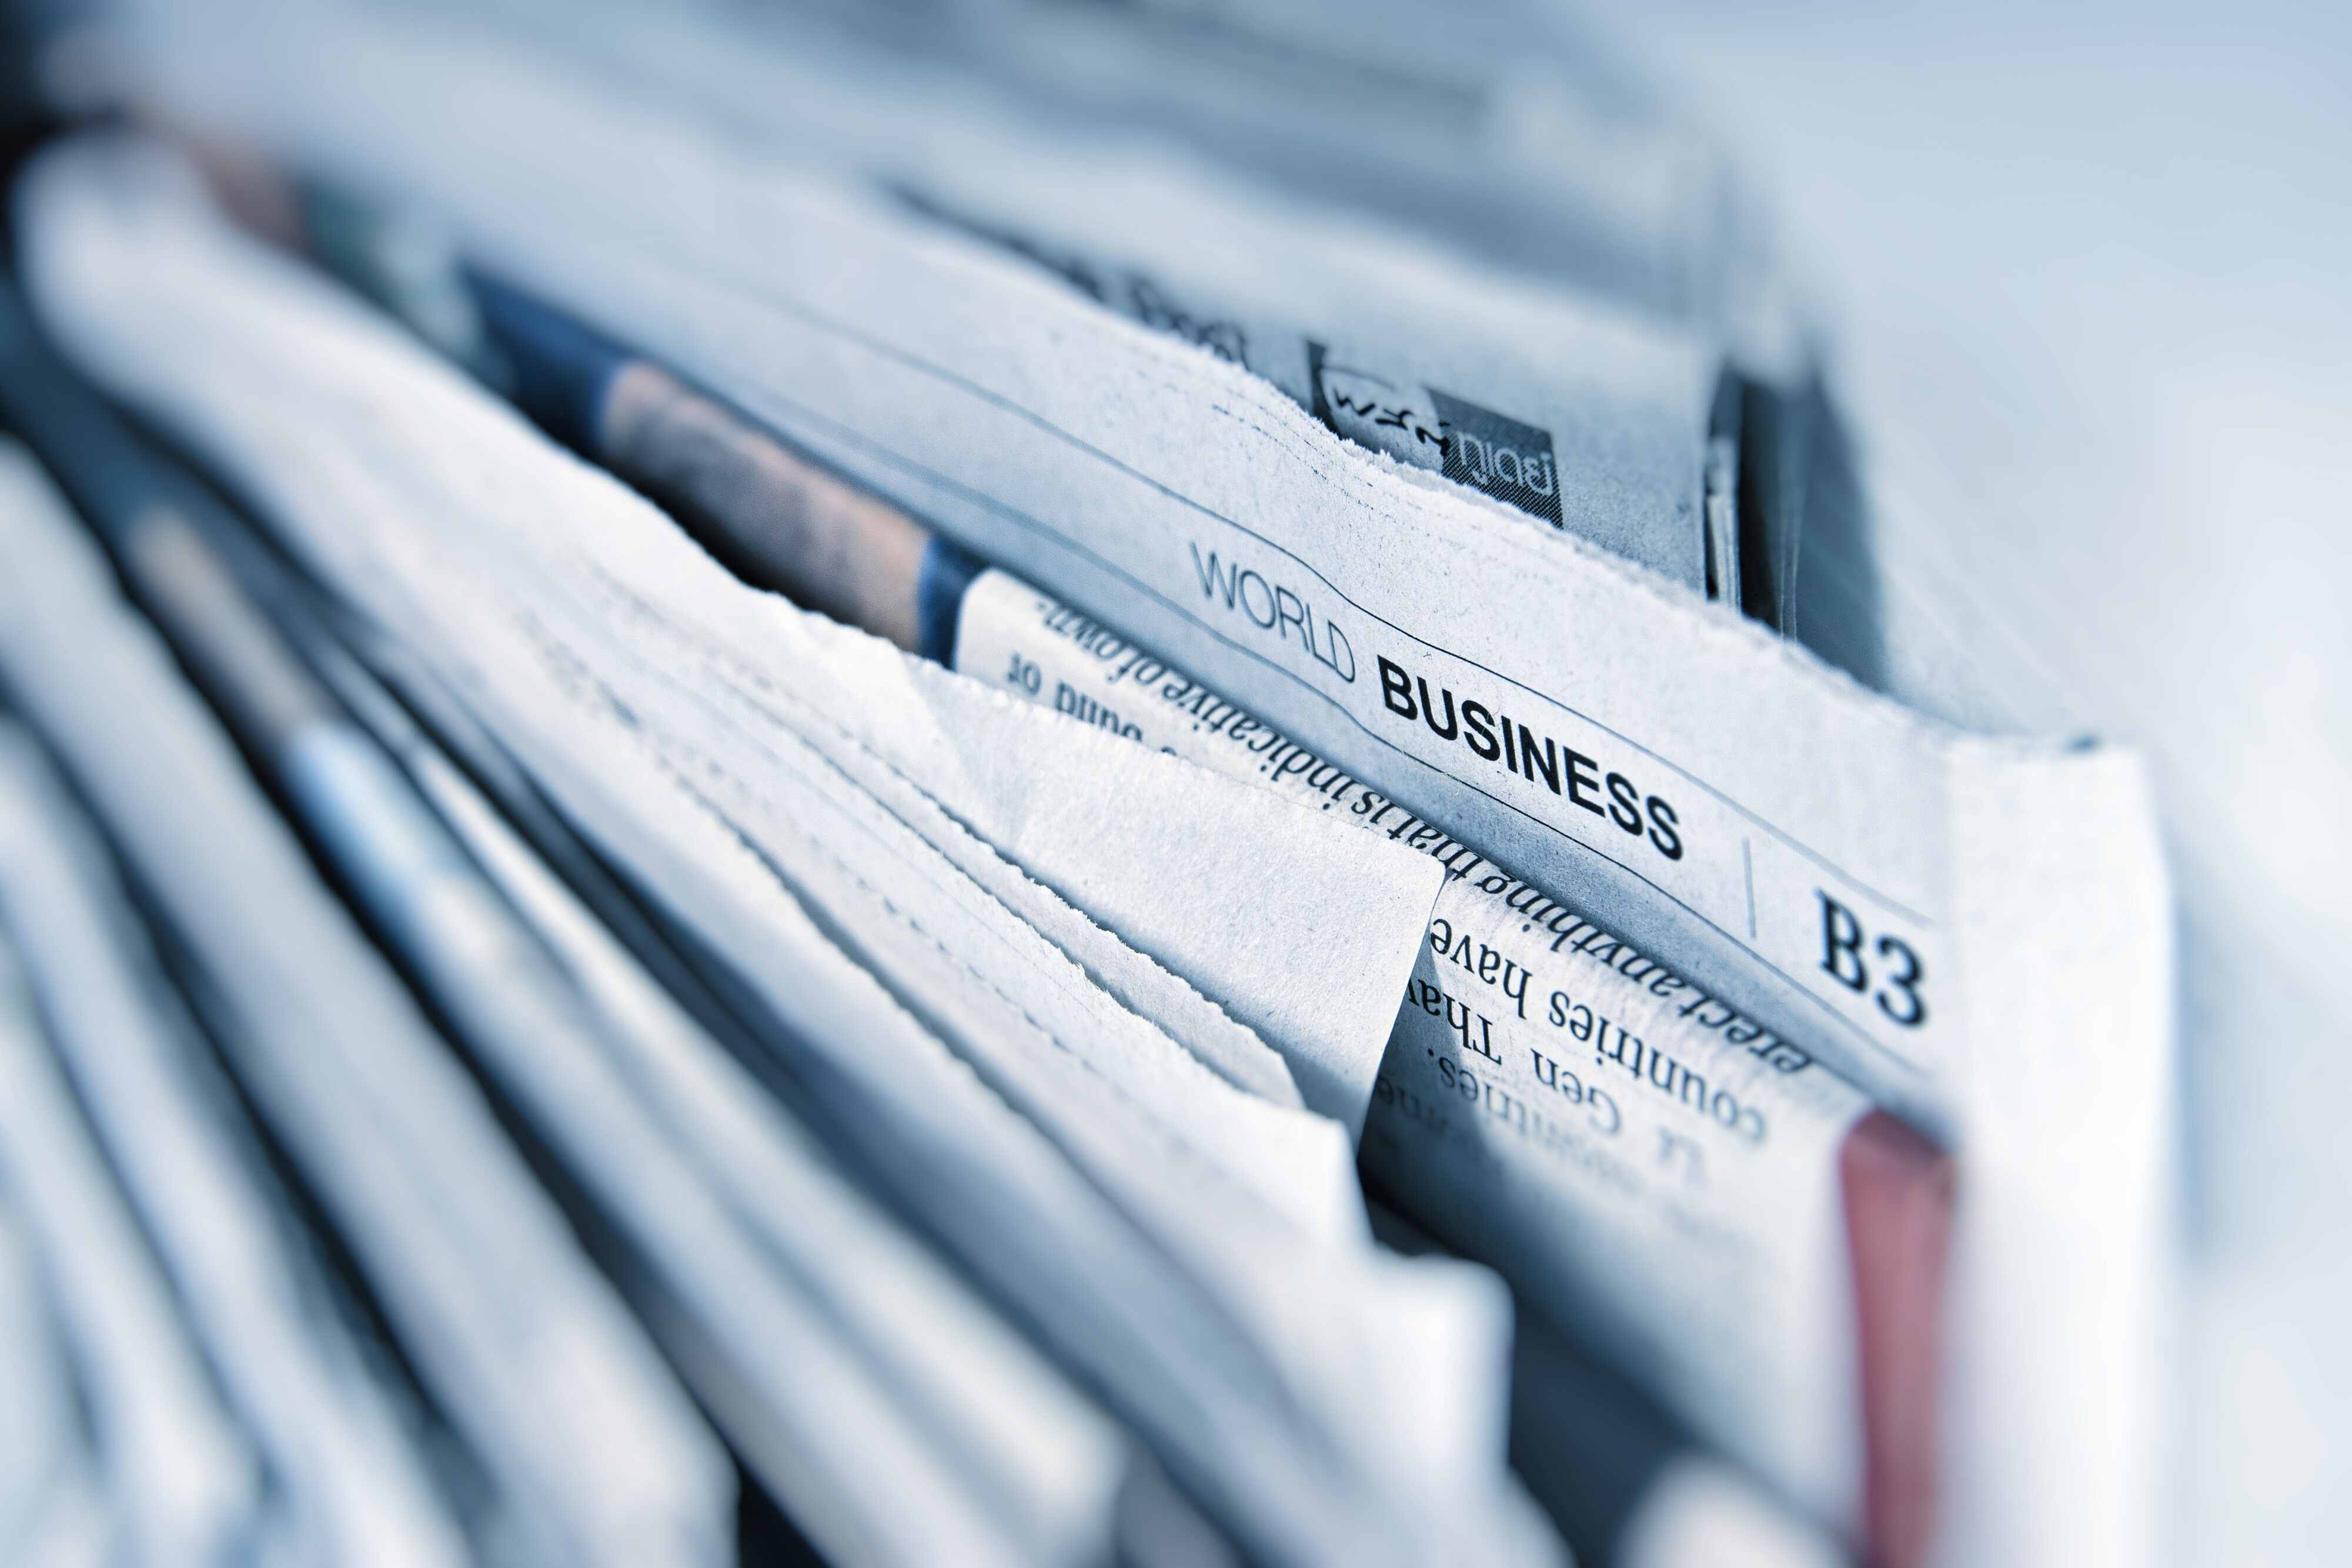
[98,8,2177,1564]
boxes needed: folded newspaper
[0,4,2179,1566]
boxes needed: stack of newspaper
[0,3,2176,1566]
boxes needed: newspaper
[289,226,1432,1135]
[89,9,2180,1559]
[279,193,1929,1529]
[294,622,1138,1568]
[304,615,1245,1564]
[17,139,1555,1568]
[287,697,1104,1568]
[454,0,1735,600]
[0,442,738,1568]
[0,1200,111,1568]
[1372,1201,1846,1568]
[3,230,1137,1567]
[717,0,1799,365]
[340,651,1139,1566]
[951,565,1955,1527]
[703,0,1816,614]
[0,934,262,1565]
[0,725,473,1568]
[117,4,1980,1117]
